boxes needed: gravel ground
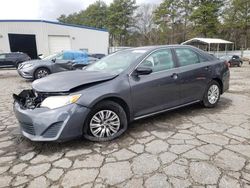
[0,64,250,188]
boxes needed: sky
[0,0,162,21]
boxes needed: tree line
[58,0,250,49]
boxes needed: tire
[34,68,50,79]
[83,101,128,142]
[202,80,221,108]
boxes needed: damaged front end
[13,90,67,109]
[13,89,89,141]
[13,90,43,109]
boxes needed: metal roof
[181,38,233,45]
[0,19,108,32]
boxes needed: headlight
[22,63,33,69]
[40,94,81,109]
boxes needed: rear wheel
[34,68,50,79]
[202,80,221,108]
[83,101,127,141]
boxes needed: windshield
[85,49,147,74]
[43,52,63,60]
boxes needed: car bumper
[222,69,230,93]
[14,102,90,142]
[17,68,34,79]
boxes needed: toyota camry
[13,45,230,142]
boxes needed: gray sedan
[17,52,98,80]
[13,45,230,142]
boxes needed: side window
[175,48,200,67]
[0,54,6,59]
[139,49,175,72]
[199,55,209,62]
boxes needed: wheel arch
[91,96,131,122]
[212,78,223,94]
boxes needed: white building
[0,20,109,59]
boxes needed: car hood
[32,70,117,93]
[22,59,51,65]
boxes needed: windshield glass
[43,52,63,60]
[85,49,147,74]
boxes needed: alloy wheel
[90,110,120,138]
[37,69,49,78]
[207,84,219,104]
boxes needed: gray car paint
[13,45,230,141]
[17,59,74,79]
[32,70,118,93]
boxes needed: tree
[133,4,157,45]
[58,1,108,29]
[154,0,181,44]
[224,0,250,48]
[190,0,223,37]
[179,0,193,41]
[81,1,108,28]
[107,0,138,46]
[58,12,84,25]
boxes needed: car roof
[130,44,199,51]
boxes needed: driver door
[129,48,181,118]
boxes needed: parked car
[220,55,243,67]
[0,52,31,68]
[229,55,243,67]
[17,50,98,80]
[13,45,230,142]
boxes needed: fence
[210,50,250,59]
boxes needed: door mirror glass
[135,67,152,75]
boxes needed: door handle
[171,73,178,80]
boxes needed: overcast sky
[0,0,162,21]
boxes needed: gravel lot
[0,64,250,188]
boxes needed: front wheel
[83,101,128,141]
[34,68,50,79]
[202,81,221,108]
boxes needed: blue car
[17,50,98,80]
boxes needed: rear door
[173,48,211,104]
[129,48,181,118]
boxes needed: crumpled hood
[32,70,117,93]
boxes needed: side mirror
[135,67,152,75]
[52,58,56,63]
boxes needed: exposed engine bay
[13,90,66,109]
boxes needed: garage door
[48,35,71,54]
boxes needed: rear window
[175,48,200,67]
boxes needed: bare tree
[134,4,157,45]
